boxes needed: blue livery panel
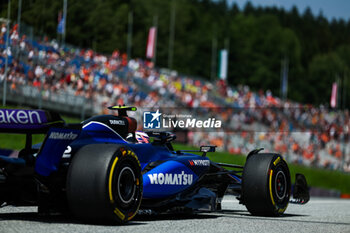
[35,127,80,176]
[81,121,126,143]
[128,143,174,169]
[35,119,213,201]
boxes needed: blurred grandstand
[1,22,349,172]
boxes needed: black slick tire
[66,144,142,223]
[242,153,291,216]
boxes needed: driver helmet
[127,131,150,144]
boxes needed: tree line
[1,0,350,107]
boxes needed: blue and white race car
[0,106,309,223]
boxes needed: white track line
[222,198,350,204]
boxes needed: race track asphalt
[0,196,349,233]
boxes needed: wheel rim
[274,170,287,200]
[117,166,136,204]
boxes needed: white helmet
[127,131,150,144]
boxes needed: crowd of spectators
[0,23,162,112]
[217,80,350,171]
[126,57,350,171]
[1,23,349,172]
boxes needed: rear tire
[66,144,142,223]
[242,153,291,216]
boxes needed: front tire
[66,144,142,223]
[242,153,291,216]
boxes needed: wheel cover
[117,166,136,204]
[274,170,287,200]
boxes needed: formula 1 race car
[0,106,309,223]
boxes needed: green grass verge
[0,134,44,150]
[288,164,350,194]
[173,144,350,194]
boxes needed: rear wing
[0,109,64,134]
[0,109,66,151]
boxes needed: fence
[0,83,94,120]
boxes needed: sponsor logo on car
[147,171,193,185]
[49,131,78,140]
[0,109,43,124]
[109,120,125,125]
[189,160,210,166]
